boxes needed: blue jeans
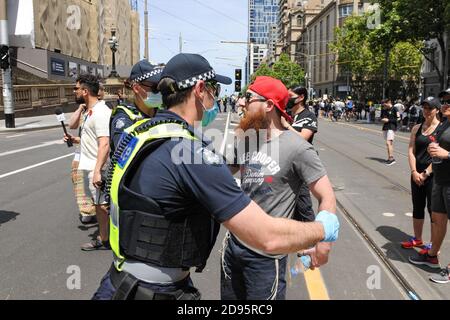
[92,264,199,300]
[220,234,287,300]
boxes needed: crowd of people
[61,52,450,300]
[64,55,339,300]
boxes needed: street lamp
[108,28,119,78]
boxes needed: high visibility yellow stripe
[303,268,330,300]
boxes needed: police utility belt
[106,118,218,283]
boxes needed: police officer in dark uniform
[110,60,164,155]
[92,53,340,300]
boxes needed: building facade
[421,34,450,98]
[6,0,140,82]
[297,0,373,99]
[247,0,279,83]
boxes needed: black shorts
[431,182,450,219]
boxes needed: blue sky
[137,0,248,96]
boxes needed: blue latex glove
[315,210,340,242]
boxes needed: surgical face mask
[201,100,219,127]
[143,92,163,110]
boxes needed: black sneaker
[386,159,396,166]
[409,252,440,269]
[79,214,97,225]
[430,267,450,284]
[81,239,110,251]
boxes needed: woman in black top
[423,90,450,283]
[402,98,440,251]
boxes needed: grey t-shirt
[234,130,327,257]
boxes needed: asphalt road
[0,113,447,300]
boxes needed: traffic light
[235,80,241,93]
[235,69,242,81]
[0,45,10,70]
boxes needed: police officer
[92,53,340,300]
[110,60,164,155]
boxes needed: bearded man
[221,76,337,300]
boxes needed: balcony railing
[0,83,131,115]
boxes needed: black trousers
[411,175,433,220]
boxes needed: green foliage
[331,13,423,100]
[251,53,305,89]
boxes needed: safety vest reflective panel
[112,105,143,122]
[108,119,213,271]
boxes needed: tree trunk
[437,35,448,90]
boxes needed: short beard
[238,108,269,133]
[75,96,85,104]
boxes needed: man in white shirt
[65,75,112,251]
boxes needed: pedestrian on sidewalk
[222,77,337,300]
[381,99,400,166]
[402,97,441,252]
[64,75,112,251]
[410,89,450,284]
[68,103,97,224]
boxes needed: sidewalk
[0,112,76,133]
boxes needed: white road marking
[0,140,64,157]
[220,112,232,155]
[405,212,413,217]
[382,212,396,217]
[230,123,239,127]
[6,134,26,139]
[0,153,74,179]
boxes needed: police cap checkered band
[131,68,163,84]
[130,60,164,84]
[161,53,232,92]
[177,70,216,89]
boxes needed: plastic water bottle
[290,255,312,277]
[429,135,442,164]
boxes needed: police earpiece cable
[55,107,73,147]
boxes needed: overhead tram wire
[136,0,225,41]
[189,0,247,28]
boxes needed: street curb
[0,124,63,133]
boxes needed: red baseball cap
[248,76,292,122]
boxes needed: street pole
[308,55,312,99]
[144,0,149,61]
[382,48,389,100]
[0,0,14,128]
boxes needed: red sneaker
[401,237,423,249]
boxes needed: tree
[331,14,423,101]
[374,0,450,90]
[251,53,305,89]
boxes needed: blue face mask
[202,100,219,127]
[143,92,163,110]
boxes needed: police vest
[112,104,143,122]
[107,118,218,273]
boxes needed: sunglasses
[73,87,81,91]
[245,91,267,104]
[206,81,221,98]
[441,99,450,105]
